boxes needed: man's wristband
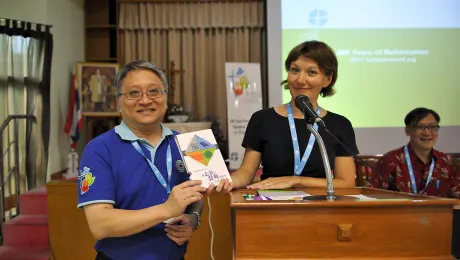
[189,211,201,230]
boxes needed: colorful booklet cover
[175,129,232,188]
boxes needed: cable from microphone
[322,127,400,192]
[294,95,399,191]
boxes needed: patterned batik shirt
[367,143,460,199]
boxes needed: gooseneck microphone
[294,95,326,128]
[294,95,400,192]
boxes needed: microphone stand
[305,123,336,200]
[301,110,355,201]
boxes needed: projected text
[337,49,429,63]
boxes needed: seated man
[368,107,460,198]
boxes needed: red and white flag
[64,73,83,149]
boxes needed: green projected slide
[281,29,460,127]
[281,0,460,128]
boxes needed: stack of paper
[257,190,309,200]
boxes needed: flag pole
[63,66,81,179]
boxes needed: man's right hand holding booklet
[174,129,233,196]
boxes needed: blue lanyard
[404,144,438,193]
[132,139,172,195]
[286,103,321,176]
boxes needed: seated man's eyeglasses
[413,124,440,132]
[119,88,168,100]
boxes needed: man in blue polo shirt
[77,60,205,260]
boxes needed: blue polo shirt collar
[115,120,173,148]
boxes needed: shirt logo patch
[79,166,96,195]
[176,160,186,172]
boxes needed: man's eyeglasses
[118,88,168,100]
[413,124,440,132]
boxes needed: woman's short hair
[281,40,338,97]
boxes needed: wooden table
[230,187,458,260]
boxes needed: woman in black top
[208,40,359,193]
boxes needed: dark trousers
[95,252,112,260]
[96,252,185,260]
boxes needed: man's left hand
[165,214,198,245]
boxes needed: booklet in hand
[175,129,232,188]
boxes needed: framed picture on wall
[76,62,120,115]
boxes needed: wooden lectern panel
[230,188,457,260]
[47,180,97,260]
[46,180,232,260]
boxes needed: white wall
[266,0,282,109]
[0,0,48,24]
[46,0,85,177]
[0,0,85,178]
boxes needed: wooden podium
[230,187,458,260]
[46,180,233,260]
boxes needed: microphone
[322,128,400,192]
[294,95,326,128]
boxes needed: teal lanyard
[286,103,321,176]
[404,144,437,193]
[132,139,172,195]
